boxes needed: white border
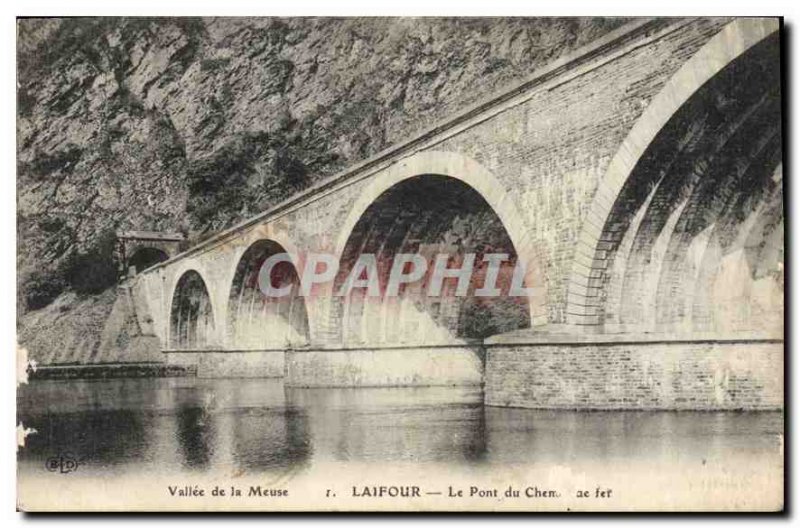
[3,2,797,526]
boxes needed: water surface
[17,376,783,481]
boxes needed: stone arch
[565,18,781,332]
[169,269,216,350]
[329,151,546,344]
[116,231,184,277]
[225,238,310,349]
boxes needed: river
[16,376,784,511]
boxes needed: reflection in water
[23,407,149,470]
[285,386,487,464]
[176,404,215,470]
[17,377,782,479]
[483,408,783,468]
[17,378,314,476]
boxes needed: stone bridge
[127,17,783,410]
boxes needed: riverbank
[28,362,195,380]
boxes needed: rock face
[17,17,628,364]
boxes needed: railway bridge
[125,17,783,410]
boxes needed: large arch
[226,239,310,349]
[169,269,216,350]
[333,151,548,329]
[329,152,543,345]
[566,18,782,335]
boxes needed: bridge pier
[484,331,783,410]
[284,344,484,388]
[158,332,783,411]
[164,349,285,379]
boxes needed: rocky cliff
[17,17,628,363]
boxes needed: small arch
[226,239,309,348]
[169,270,215,350]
